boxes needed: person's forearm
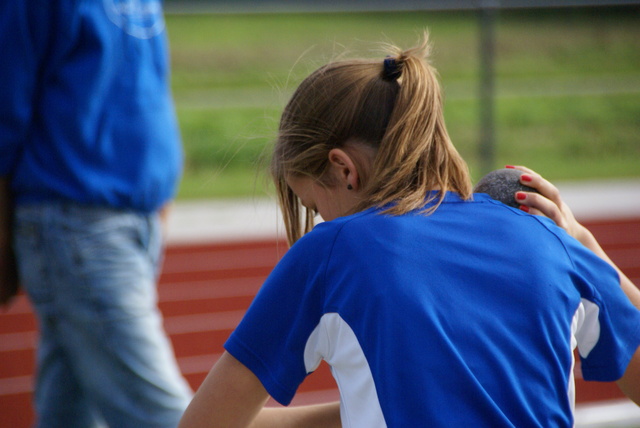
[249,402,341,428]
[616,346,640,405]
[0,177,19,306]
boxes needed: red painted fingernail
[521,174,532,182]
[505,165,515,169]
[519,205,530,213]
[516,192,527,201]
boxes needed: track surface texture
[1,216,639,427]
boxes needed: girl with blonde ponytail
[180,35,640,428]
[273,35,471,244]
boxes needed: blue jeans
[14,203,192,428]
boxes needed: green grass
[167,7,640,200]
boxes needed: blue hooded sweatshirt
[0,0,182,213]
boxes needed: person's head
[271,33,472,244]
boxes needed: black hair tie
[382,57,401,81]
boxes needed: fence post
[478,1,498,176]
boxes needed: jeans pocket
[60,209,160,321]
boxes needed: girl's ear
[327,148,360,191]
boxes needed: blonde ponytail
[364,35,472,214]
[272,33,472,245]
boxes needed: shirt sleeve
[0,1,52,176]
[224,225,336,405]
[567,236,640,382]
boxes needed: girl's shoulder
[288,207,380,256]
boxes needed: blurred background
[163,0,640,200]
[2,3,639,427]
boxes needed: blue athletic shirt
[0,0,181,212]
[225,192,640,427]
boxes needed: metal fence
[165,0,640,14]
[164,0,640,174]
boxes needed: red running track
[1,218,639,427]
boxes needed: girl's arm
[510,166,640,404]
[250,402,341,428]
[178,351,341,428]
[617,347,640,406]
